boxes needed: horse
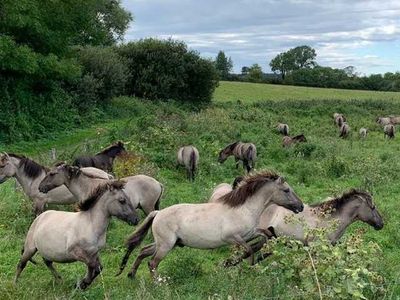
[377,116,400,126]
[176,146,199,181]
[39,164,163,214]
[277,123,289,136]
[384,124,395,139]
[116,171,304,279]
[359,128,368,138]
[226,189,384,266]
[218,142,257,173]
[14,180,139,290]
[282,134,307,148]
[0,153,110,214]
[73,141,126,173]
[333,113,346,127]
[339,122,350,138]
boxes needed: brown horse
[176,146,199,181]
[218,142,257,173]
[73,141,126,173]
[117,171,304,279]
[282,134,307,148]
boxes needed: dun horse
[359,128,368,138]
[282,134,307,148]
[73,141,126,173]
[0,153,109,214]
[333,113,346,127]
[176,146,199,181]
[218,142,257,173]
[377,116,400,126]
[14,180,139,289]
[339,122,350,138]
[277,123,289,135]
[225,189,384,266]
[116,172,304,279]
[384,124,395,139]
[39,164,163,214]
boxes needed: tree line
[0,0,219,143]
[214,46,400,91]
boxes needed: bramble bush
[260,220,386,299]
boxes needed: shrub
[327,156,348,178]
[74,46,130,108]
[117,38,219,103]
[260,223,386,299]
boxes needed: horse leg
[14,246,37,284]
[148,244,174,280]
[226,235,255,266]
[43,258,62,281]
[127,243,156,279]
[34,198,47,216]
[78,255,102,290]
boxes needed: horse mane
[8,153,48,179]
[224,141,239,152]
[219,171,280,207]
[310,189,371,211]
[96,141,125,157]
[78,180,126,211]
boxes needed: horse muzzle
[292,203,304,214]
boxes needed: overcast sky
[121,0,400,75]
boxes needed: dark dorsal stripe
[78,180,126,211]
[220,171,279,207]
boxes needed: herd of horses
[0,112,390,290]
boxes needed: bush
[117,38,219,103]
[260,225,386,299]
[74,46,130,108]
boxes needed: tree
[241,66,249,75]
[247,63,263,83]
[270,45,316,79]
[215,50,233,80]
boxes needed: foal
[117,171,304,279]
[176,146,199,181]
[73,141,126,173]
[14,180,139,289]
[218,142,257,173]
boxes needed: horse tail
[154,183,163,211]
[190,148,196,181]
[117,211,158,276]
[283,125,288,136]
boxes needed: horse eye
[283,188,290,193]
[119,198,126,204]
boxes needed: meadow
[1,82,400,299]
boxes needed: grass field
[1,82,400,299]
[214,81,400,102]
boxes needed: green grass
[214,81,400,102]
[1,82,400,299]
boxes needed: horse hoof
[77,281,88,290]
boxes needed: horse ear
[276,176,285,184]
[3,152,10,159]
[67,166,80,178]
